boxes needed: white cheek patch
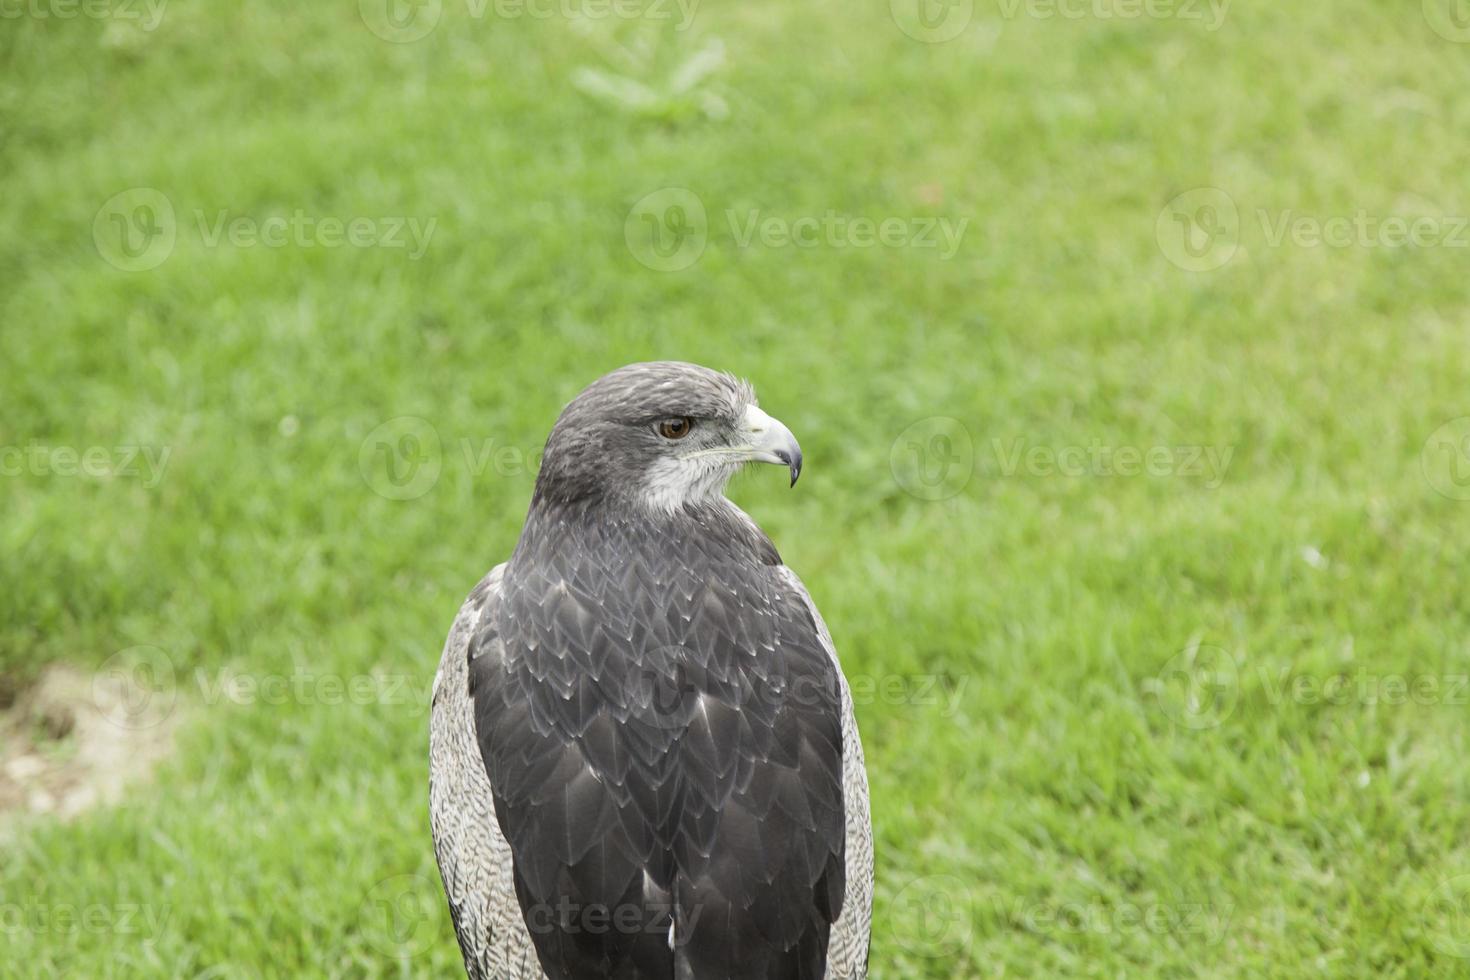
[642,453,732,514]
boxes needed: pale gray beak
[740,405,803,487]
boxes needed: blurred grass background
[4,0,1470,975]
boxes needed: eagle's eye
[657,417,694,440]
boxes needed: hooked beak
[739,404,803,487]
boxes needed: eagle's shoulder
[432,563,506,709]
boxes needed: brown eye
[658,417,693,440]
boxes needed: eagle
[429,361,872,979]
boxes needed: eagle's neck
[509,495,780,584]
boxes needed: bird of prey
[429,361,872,979]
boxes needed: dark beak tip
[779,450,803,488]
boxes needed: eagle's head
[533,361,802,512]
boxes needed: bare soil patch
[0,664,178,828]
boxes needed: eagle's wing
[776,564,873,980]
[429,564,545,980]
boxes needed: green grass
[4,0,1470,975]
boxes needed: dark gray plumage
[430,362,872,979]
